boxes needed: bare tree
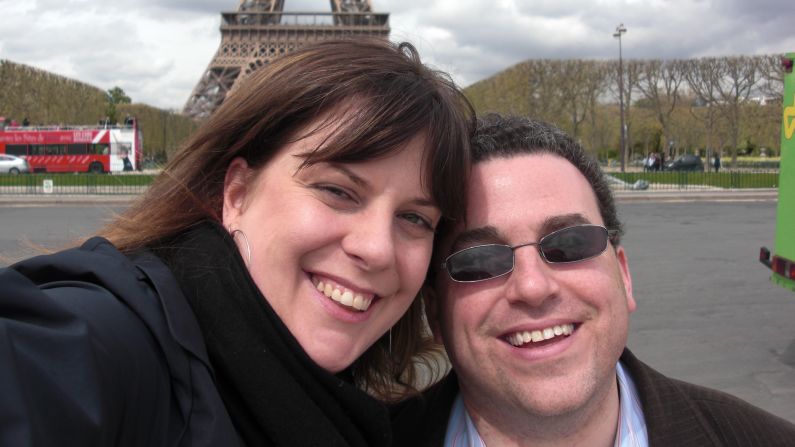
[554,60,595,139]
[584,61,611,152]
[607,59,643,159]
[526,60,566,123]
[716,56,759,167]
[636,59,687,157]
[684,57,726,170]
[757,54,786,102]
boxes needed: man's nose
[504,245,560,306]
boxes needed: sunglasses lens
[447,245,514,282]
[540,225,608,263]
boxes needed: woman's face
[223,123,440,372]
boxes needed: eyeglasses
[441,224,618,283]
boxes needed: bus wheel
[88,162,104,174]
[9,168,20,175]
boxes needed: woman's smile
[312,274,377,312]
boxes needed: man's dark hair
[471,113,624,244]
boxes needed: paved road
[0,204,125,265]
[618,201,795,424]
[1,200,794,423]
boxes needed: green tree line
[464,54,785,169]
[0,60,199,162]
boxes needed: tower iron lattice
[183,0,389,119]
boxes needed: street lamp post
[613,23,627,172]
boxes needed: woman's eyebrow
[327,163,369,189]
[321,163,438,209]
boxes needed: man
[392,114,795,446]
[120,148,133,171]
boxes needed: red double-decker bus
[0,118,143,173]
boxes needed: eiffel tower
[182,0,389,118]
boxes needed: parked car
[665,154,704,172]
[0,154,30,174]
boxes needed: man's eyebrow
[449,226,502,251]
[450,214,592,248]
[539,213,592,234]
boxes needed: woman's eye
[317,185,354,201]
[400,212,434,231]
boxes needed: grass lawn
[0,173,156,187]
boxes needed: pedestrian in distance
[653,152,662,171]
[714,151,721,172]
[0,38,474,446]
[120,148,133,171]
[644,152,655,172]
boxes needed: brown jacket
[391,348,795,446]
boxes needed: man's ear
[222,157,251,228]
[614,245,637,313]
[422,284,445,344]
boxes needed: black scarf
[155,221,392,447]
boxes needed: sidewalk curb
[0,195,139,205]
[613,188,778,203]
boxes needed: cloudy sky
[2,0,794,111]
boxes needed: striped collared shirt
[443,361,649,447]
[615,360,649,447]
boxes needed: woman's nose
[340,210,396,272]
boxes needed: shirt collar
[615,360,649,447]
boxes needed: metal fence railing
[605,169,780,191]
[0,174,154,195]
[0,170,781,195]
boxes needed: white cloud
[1,0,792,110]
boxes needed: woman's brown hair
[100,38,474,401]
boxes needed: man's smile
[504,323,575,347]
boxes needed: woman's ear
[222,157,251,228]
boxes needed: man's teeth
[315,280,373,311]
[507,324,574,346]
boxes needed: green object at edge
[773,52,795,291]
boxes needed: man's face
[430,153,636,423]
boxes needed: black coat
[391,349,795,446]
[0,237,239,446]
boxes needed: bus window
[91,143,109,155]
[67,143,88,155]
[30,145,47,155]
[46,145,67,155]
[6,145,27,156]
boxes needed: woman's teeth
[315,279,373,311]
[506,323,574,347]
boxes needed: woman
[0,39,474,446]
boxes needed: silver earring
[388,328,392,355]
[230,228,251,266]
